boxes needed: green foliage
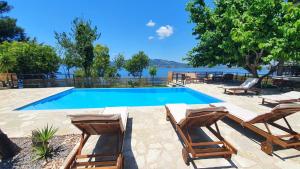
[104,66,118,79]
[0,41,60,74]
[128,80,139,88]
[114,53,125,70]
[0,51,16,73]
[55,18,100,77]
[125,51,149,78]
[32,145,53,161]
[0,1,12,14]
[31,125,57,162]
[92,44,110,77]
[186,0,300,79]
[61,53,77,78]
[32,125,58,144]
[74,69,85,77]
[149,66,157,78]
[0,1,27,43]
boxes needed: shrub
[128,80,139,88]
[31,125,58,161]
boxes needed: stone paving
[0,85,300,168]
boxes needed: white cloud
[146,20,156,27]
[156,25,174,39]
[148,36,154,40]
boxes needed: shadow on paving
[222,117,300,159]
[168,119,238,169]
[123,118,138,169]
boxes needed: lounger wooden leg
[262,98,265,105]
[165,106,170,121]
[77,133,85,155]
[224,154,232,159]
[182,148,190,165]
[117,154,124,169]
[261,140,273,155]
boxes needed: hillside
[149,59,190,68]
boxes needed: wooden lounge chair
[65,107,128,169]
[223,78,260,94]
[165,104,237,165]
[260,91,300,105]
[211,102,300,155]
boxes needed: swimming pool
[17,88,222,110]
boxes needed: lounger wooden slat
[76,154,117,159]
[212,102,300,155]
[165,104,237,165]
[191,141,223,146]
[194,150,233,157]
[75,161,117,167]
[64,109,127,169]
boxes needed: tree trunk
[67,68,70,79]
[256,60,284,87]
[0,129,20,159]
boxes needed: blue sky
[7,0,214,62]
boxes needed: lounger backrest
[241,78,258,88]
[248,104,300,124]
[69,114,124,135]
[179,107,228,127]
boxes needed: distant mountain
[110,59,190,68]
[149,59,190,68]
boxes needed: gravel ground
[0,134,80,169]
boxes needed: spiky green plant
[32,124,58,145]
[32,145,53,162]
[31,125,58,161]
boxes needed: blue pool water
[17,88,222,110]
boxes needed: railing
[17,74,168,88]
[169,71,298,88]
[8,72,300,89]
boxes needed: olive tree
[125,51,149,78]
[55,18,100,77]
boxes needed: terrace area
[0,84,299,169]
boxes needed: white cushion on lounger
[273,103,300,111]
[284,91,300,99]
[211,102,257,122]
[241,78,258,88]
[260,94,296,101]
[166,104,211,124]
[103,107,128,130]
[260,91,300,102]
[166,104,187,124]
[223,78,258,89]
